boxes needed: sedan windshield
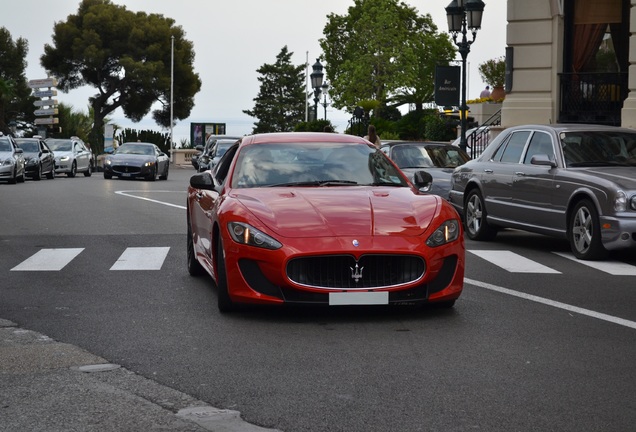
[15,141,39,153]
[231,142,408,188]
[392,144,469,169]
[0,138,12,152]
[116,144,154,155]
[46,141,72,152]
[561,131,636,166]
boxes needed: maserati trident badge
[352,239,359,247]
[350,263,364,283]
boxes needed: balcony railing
[558,72,627,126]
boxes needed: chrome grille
[113,165,141,174]
[286,254,425,289]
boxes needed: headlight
[614,191,627,212]
[26,159,37,166]
[1,159,13,166]
[60,156,70,161]
[228,222,282,250]
[105,159,111,165]
[426,219,460,247]
[630,195,636,211]
[144,161,155,167]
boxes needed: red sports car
[186,132,465,312]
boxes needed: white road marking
[11,248,84,271]
[466,278,636,330]
[115,190,187,209]
[553,252,636,276]
[110,247,170,270]
[469,250,561,273]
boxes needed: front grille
[113,165,141,174]
[286,254,425,289]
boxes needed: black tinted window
[500,131,530,163]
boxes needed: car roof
[502,123,636,133]
[121,142,155,146]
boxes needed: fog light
[621,232,630,241]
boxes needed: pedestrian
[364,125,381,148]
[480,85,491,98]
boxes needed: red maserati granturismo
[186,132,465,312]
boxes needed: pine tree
[243,46,306,133]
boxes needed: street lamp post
[445,0,485,153]
[310,59,324,122]
[321,82,329,120]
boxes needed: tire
[46,166,55,179]
[147,166,156,181]
[216,238,236,313]
[8,167,17,184]
[34,164,42,181]
[68,161,77,178]
[104,172,112,179]
[84,163,92,177]
[568,199,607,260]
[187,219,205,276]
[160,165,168,180]
[464,189,497,241]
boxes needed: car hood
[54,151,73,158]
[232,187,439,238]
[0,151,16,158]
[109,154,154,164]
[582,167,636,189]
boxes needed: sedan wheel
[568,199,607,260]
[216,239,236,313]
[464,189,497,241]
[187,219,204,276]
[84,163,92,177]
[68,161,77,178]
[34,164,42,181]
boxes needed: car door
[74,141,89,171]
[480,130,531,221]
[40,140,54,173]
[510,130,559,229]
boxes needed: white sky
[3,0,506,143]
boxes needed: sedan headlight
[1,159,13,166]
[614,191,627,212]
[144,161,155,167]
[59,156,70,161]
[26,159,38,166]
[426,219,460,247]
[630,195,636,211]
[228,222,282,250]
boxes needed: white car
[0,133,26,184]
[46,137,93,177]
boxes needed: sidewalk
[0,318,280,432]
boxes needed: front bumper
[104,163,154,178]
[600,215,636,251]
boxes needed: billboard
[191,122,226,148]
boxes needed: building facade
[501,0,635,129]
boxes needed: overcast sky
[3,0,506,143]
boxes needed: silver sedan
[449,124,636,260]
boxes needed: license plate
[122,173,131,177]
[329,291,389,305]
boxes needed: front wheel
[216,239,236,313]
[568,199,607,260]
[34,164,42,181]
[464,189,497,241]
[68,161,77,177]
[187,219,204,276]
[84,163,92,177]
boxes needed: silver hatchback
[449,124,636,260]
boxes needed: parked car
[449,123,636,260]
[103,142,169,181]
[381,141,470,199]
[46,137,93,177]
[197,137,240,172]
[192,135,241,170]
[15,137,56,180]
[0,133,25,184]
[187,132,464,312]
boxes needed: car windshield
[0,138,12,152]
[231,142,408,188]
[15,141,39,152]
[392,144,469,169]
[116,144,154,155]
[561,131,636,167]
[217,142,234,157]
[47,140,72,152]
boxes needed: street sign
[34,108,59,116]
[33,99,58,107]
[34,118,59,125]
[28,78,58,89]
[33,89,57,98]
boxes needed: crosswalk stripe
[469,250,561,273]
[553,252,636,276]
[110,247,170,271]
[10,248,85,271]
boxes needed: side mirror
[190,172,215,190]
[413,170,433,192]
[530,154,557,167]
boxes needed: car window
[214,143,239,185]
[523,131,554,164]
[0,137,12,152]
[499,131,531,163]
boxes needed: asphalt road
[1,167,635,432]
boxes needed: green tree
[320,0,455,117]
[40,0,201,154]
[0,27,36,134]
[243,46,306,133]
